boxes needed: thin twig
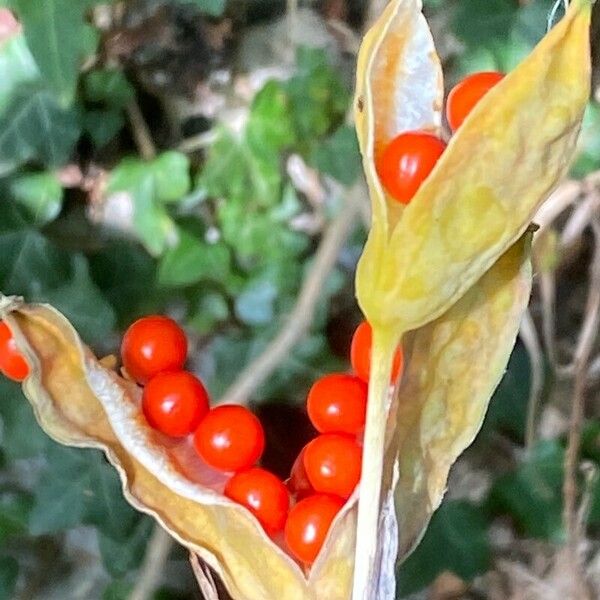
[366,0,388,30]
[520,310,545,449]
[127,100,157,161]
[563,218,600,582]
[217,185,363,406]
[287,0,298,56]
[129,526,174,600]
[177,130,218,154]
[540,270,558,368]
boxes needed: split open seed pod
[353,0,591,596]
[0,1,592,599]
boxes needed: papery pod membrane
[352,2,590,597]
[0,299,357,600]
[356,0,591,334]
[384,234,533,560]
[355,0,443,253]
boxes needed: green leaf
[178,0,226,16]
[98,517,153,577]
[199,129,282,208]
[103,580,133,600]
[397,500,491,597]
[28,447,92,534]
[158,228,231,287]
[187,291,229,334]
[246,81,295,153]
[151,151,192,203]
[0,378,48,459]
[487,440,565,542]
[0,230,115,343]
[0,229,69,297]
[482,343,531,442]
[452,0,516,47]
[89,240,163,327]
[29,447,141,537]
[310,125,361,185]
[235,278,278,326]
[83,109,125,148]
[0,491,33,542]
[0,557,18,600]
[286,47,349,143]
[43,255,116,344]
[571,102,600,178]
[84,455,140,541]
[0,88,80,173]
[581,420,600,464]
[0,33,40,113]
[106,154,190,255]
[11,0,96,105]
[9,171,63,224]
[83,68,135,108]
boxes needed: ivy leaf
[482,343,531,442]
[311,125,361,186]
[43,255,116,344]
[487,440,565,542]
[9,171,63,225]
[286,47,349,143]
[452,0,516,48]
[11,0,97,105]
[83,68,135,108]
[98,518,153,577]
[246,81,295,153]
[571,102,600,178]
[397,500,491,597]
[178,0,226,17]
[151,151,192,204]
[89,241,163,327]
[29,446,141,537]
[0,33,40,112]
[187,291,229,334]
[0,490,33,542]
[106,153,191,255]
[158,228,231,287]
[83,109,125,148]
[28,446,92,534]
[0,230,115,343]
[0,557,18,600]
[0,378,48,459]
[0,88,80,173]
[235,278,278,326]
[83,455,140,541]
[0,229,69,294]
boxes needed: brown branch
[540,270,558,368]
[217,185,363,407]
[127,100,157,161]
[129,526,174,600]
[562,218,600,585]
[520,310,545,449]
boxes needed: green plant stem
[352,327,396,600]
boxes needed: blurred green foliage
[0,0,598,597]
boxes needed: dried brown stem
[540,270,558,368]
[217,185,363,406]
[562,219,600,583]
[129,526,174,600]
[520,310,545,449]
[127,100,157,161]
